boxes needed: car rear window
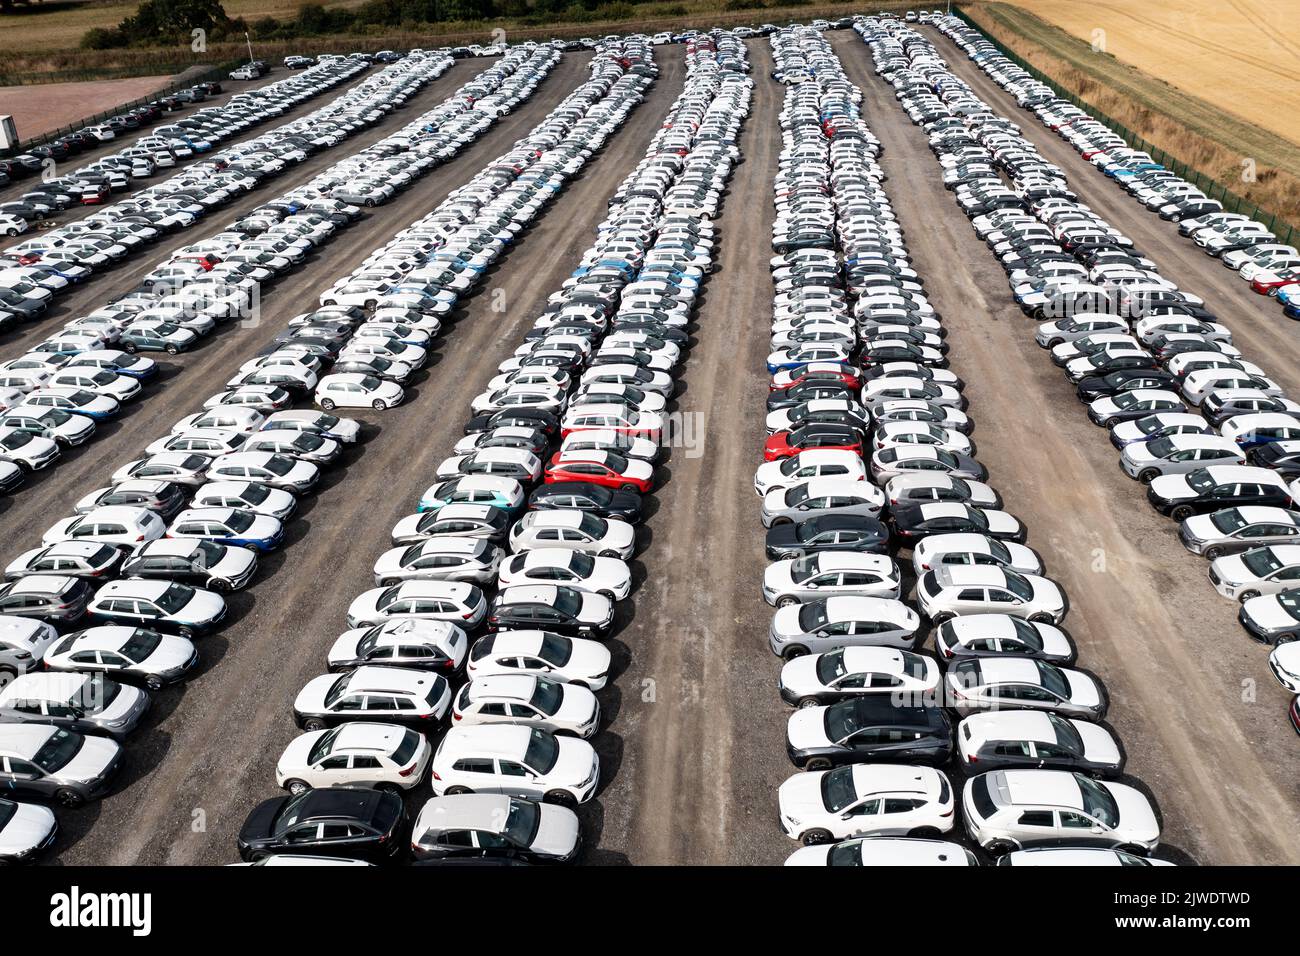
[970,775,996,820]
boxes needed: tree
[118,0,232,45]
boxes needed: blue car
[417,476,523,514]
[168,507,284,553]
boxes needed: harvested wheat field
[1006,0,1300,146]
[0,74,172,139]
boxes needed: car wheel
[1171,505,1195,522]
[376,783,402,794]
[54,788,84,809]
[165,344,179,355]
[381,578,401,587]
[210,578,233,593]
[797,697,821,709]
[1239,590,1260,603]
[1203,546,1225,560]
[1116,844,1149,857]
[782,645,809,661]
[177,626,194,640]
[303,717,327,732]
[5,228,16,237]
[801,828,832,846]
[1047,338,1064,348]
[371,399,387,411]
[145,675,165,692]
[243,543,260,553]
[908,826,942,839]
[804,757,832,772]
[320,399,335,411]
[984,839,1017,857]
[776,595,799,608]
[931,611,955,625]
[1028,613,1055,624]
[122,342,137,353]
[245,850,269,863]
[771,517,791,526]
[445,786,472,796]
[599,550,620,559]
[620,483,638,493]
[284,779,310,796]
[544,789,577,808]
[1138,468,1160,484]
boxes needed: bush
[81,26,127,50]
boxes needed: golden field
[1006,0,1300,147]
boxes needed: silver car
[410,793,580,863]
[0,671,150,739]
[0,616,59,678]
[761,479,884,529]
[1179,506,1300,558]
[373,538,503,587]
[768,596,921,659]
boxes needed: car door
[0,755,52,797]
[495,758,540,798]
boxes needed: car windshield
[798,601,829,631]
[552,589,582,618]
[31,727,84,773]
[1244,549,1284,577]
[1076,774,1120,827]
[1146,437,1176,458]
[827,841,863,867]
[1186,470,1216,493]
[790,556,819,583]
[239,483,270,506]
[1001,572,1033,602]
[815,649,847,684]
[824,700,873,743]
[308,727,341,764]
[819,765,860,813]
[120,628,163,662]
[271,791,315,835]
[503,797,541,846]
[523,729,559,774]
[263,456,293,477]
[1008,618,1045,650]
[157,583,193,614]
[577,513,607,538]
[529,678,563,716]
[565,552,595,577]
[1048,713,1085,756]
[1035,661,1070,698]
[535,632,573,667]
[1277,591,1300,621]
[1209,509,1247,534]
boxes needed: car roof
[344,665,442,695]
[933,565,1010,587]
[415,793,517,832]
[998,770,1085,810]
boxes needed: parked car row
[759,23,1163,868]
[0,80,238,193]
[0,44,587,864]
[929,18,1300,321]
[0,51,450,335]
[907,16,1300,731]
[233,34,688,866]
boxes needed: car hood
[1110,783,1160,844]
[1076,722,1123,766]
[238,797,283,844]
[1243,594,1297,630]
[0,802,55,855]
[786,708,832,751]
[59,733,121,782]
[777,766,829,819]
[1148,474,1192,500]
[531,803,581,857]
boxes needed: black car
[1246,443,1300,478]
[526,482,641,523]
[464,407,560,437]
[959,711,1124,777]
[786,697,953,770]
[1147,467,1294,520]
[766,382,855,412]
[765,514,889,560]
[487,586,613,639]
[1075,369,1178,403]
[237,788,406,864]
[891,503,1025,543]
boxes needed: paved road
[830,28,1300,865]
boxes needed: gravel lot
[16,32,1300,866]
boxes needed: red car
[769,362,860,392]
[764,423,864,462]
[1252,274,1299,296]
[544,451,654,494]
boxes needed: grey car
[761,478,884,529]
[0,616,59,679]
[0,724,121,807]
[0,671,150,739]
[1179,506,1300,558]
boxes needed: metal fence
[952,6,1296,249]
[1,59,243,159]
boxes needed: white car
[326,619,468,673]
[778,647,940,707]
[429,725,599,805]
[275,723,432,794]
[753,450,866,497]
[917,565,1067,624]
[1209,545,1300,601]
[883,473,999,509]
[465,629,611,690]
[190,480,296,520]
[42,506,165,547]
[1119,434,1245,482]
[1267,641,1300,692]
[0,799,56,863]
[206,452,319,493]
[41,626,197,690]
[293,666,452,731]
[911,533,1043,577]
[933,614,1076,664]
[763,553,901,607]
[777,764,955,845]
[997,847,1174,866]
[0,426,60,470]
[451,675,600,737]
[373,538,502,587]
[768,596,920,658]
[963,769,1160,855]
[345,580,486,629]
[507,510,635,560]
[785,837,977,867]
[945,657,1107,720]
[497,548,630,601]
[316,372,405,411]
